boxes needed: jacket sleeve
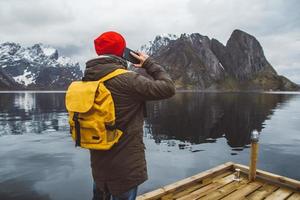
[130,57,175,101]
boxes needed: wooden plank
[199,175,249,200]
[221,181,263,200]
[136,162,234,200]
[138,162,300,200]
[264,187,294,200]
[170,183,209,199]
[176,173,236,200]
[163,162,233,192]
[287,192,300,200]
[170,171,233,199]
[245,183,278,200]
[233,163,300,191]
[161,194,173,200]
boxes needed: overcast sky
[1,0,299,83]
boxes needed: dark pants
[93,183,138,200]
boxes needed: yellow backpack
[65,68,129,150]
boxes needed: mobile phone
[122,48,140,64]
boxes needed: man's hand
[130,51,149,68]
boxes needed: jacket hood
[82,55,127,81]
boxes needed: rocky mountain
[0,42,82,90]
[0,67,21,90]
[141,30,299,91]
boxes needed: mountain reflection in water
[0,92,295,146]
[0,92,300,200]
[145,92,292,148]
[0,92,68,135]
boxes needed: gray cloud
[54,44,83,57]
[0,0,74,27]
[0,0,299,83]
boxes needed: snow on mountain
[40,44,57,57]
[140,33,211,56]
[140,34,178,55]
[0,42,82,89]
[57,56,78,68]
[14,69,35,86]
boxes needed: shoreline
[0,90,66,93]
[1,90,300,94]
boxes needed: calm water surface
[0,92,300,200]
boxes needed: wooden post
[249,130,259,181]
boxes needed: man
[84,31,175,200]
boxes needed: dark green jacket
[84,55,175,195]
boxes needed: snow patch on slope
[159,33,178,40]
[57,56,76,67]
[41,45,56,57]
[14,69,35,86]
[219,62,225,70]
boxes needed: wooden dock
[137,162,300,200]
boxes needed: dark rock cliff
[0,68,21,90]
[142,30,299,91]
[152,34,225,89]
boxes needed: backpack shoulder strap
[99,68,129,82]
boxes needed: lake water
[0,91,300,200]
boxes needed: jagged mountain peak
[2,42,60,62]
[0,42,79,69]
[0,42,22,56]
[29,43,58,59]
[229,29,256,41]
[178,33,212,49]
[221,29,277,80]
[226,29,264,52]
[140,33,179,55]
[179,33,207,40]
[141,30,299,91]
[141,33,212,56]
[0,42,82,89]
[156,33,178,40]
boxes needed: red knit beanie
[94,31,126,57]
